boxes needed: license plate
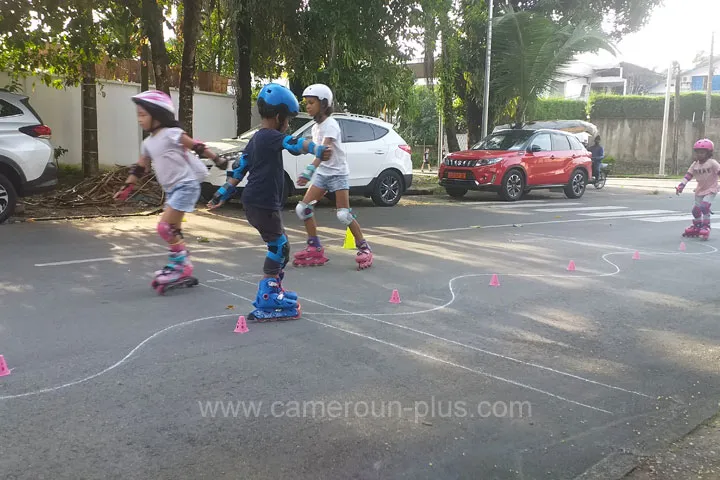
[447,171,466,179]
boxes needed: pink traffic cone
[389,289,401,304]
[632,251,640,260]
[234,316,249,333]
[0,355,10,377]
[679,242,686,251]
[489,274,500,286]
[567,260,576,271]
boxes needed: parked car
[201,112,413,207]
[438,128,592,201]
[0,91,58,223]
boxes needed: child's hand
[676,185,683,195]
[207,199,225,210]
[321,146,332,161]
[114,183,134,202]
[297,176,309,186]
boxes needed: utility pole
[672,62,681,175]
[705,31,715,137]
[481,0,494,139]
[659,63,673,176]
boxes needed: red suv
[438,128,592,201]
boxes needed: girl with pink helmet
[676,138,720,240]
[114,90,229,294]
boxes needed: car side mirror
[526,145,542,153]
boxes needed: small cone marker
[489,274,500,286]
[234,316,249,333]
[389,289,401,304]
[343,227,355,250]
[680,241,686,251]
[0,355,10,377]
[632,251,640,260]
[567,260,576,271]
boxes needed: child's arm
[297,138,334,186]
[676,166,694,195]
[179,133,229,170]
[207,153,249,209]
[114,155,151,201]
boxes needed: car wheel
[445,187,468,198]
[371,169,403,206]
[0,172,18,224]
[564,169,587,199]
[499,169,525,202]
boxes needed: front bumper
[22,161,58,196]
[438,168,498,190]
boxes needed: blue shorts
[313,173,349,193]
[165,180,201,213]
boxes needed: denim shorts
[313,173,349,193]
[165,180,201,212]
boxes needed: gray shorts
[313,173,349,193]
[695,193,717,207]
[165,180,201,213]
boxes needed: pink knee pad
[157,221,177,243]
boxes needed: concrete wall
[1,73,261,168]
[595,118,720,175]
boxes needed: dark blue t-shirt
[241,128,286,211]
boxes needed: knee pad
[296,201,315,221]
[157,221,182,242]
[267,234,290,268]
[701,202,712,215]
[692,206,702,218]
[336,208,354,226]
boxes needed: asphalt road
[1,186,719,480]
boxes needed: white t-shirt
[140,127,197,190]
[312,117,349,176]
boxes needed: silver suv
[0,91,58,223]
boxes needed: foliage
[397,86,439,145]
[589,92,720,120]
[529,98,588,121]
[490,6,617,124]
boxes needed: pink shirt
[683,159,720,196]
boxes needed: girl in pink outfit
[677,138,720,240]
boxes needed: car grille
[445,159,475,167]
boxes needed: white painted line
[533,206,628,213]
[488,202,584,209]
[638,214,694,223]
[304,316,613,415]
[579,210,678,218]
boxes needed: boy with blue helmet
[207,83,331,322]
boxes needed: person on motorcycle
[588,136,604,182]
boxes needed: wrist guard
[283,135,304,156]
[192,142,207,156]
[210,182,237,205]
[299,164,316,181]
[128,164,145,177]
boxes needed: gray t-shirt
[141,127,197,190]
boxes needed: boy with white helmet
[291,83,374,270]
[114,90,228,294]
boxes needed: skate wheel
[151,280,159,289]
[156,285,166,295]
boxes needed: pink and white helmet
[693,138,714,151]
[131,90,176,115]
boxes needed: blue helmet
[257,83,300,118]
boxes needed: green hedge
[529,99,587,121]
[589,92,720,120]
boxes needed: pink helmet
[693,138,714,151]
[131,90,176,116]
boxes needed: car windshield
[471,131,534,151]
[236,116,311,141]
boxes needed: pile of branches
[25,166,164,207]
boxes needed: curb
[4,208,163,224]
[404,189,435,196]
[574,452,639,480]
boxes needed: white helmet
[302,84,333,106]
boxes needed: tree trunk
[140,42,150,139]
[179,0,202,136]
[466,100,483,145]
[81,62,99,178]
[440,29,460,152]
[232,2,252,135]
[143,0,171,94]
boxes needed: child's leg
[293,182,330,267]
[335,187,373,269]
[700,193,716,236]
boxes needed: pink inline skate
[355,240,373,270]
[293,243,329,267]
[698,221,711,240]
[151,250,199,295]
[682,220,703,238]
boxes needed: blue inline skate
[248,277,301,322]
[277,270,297,301]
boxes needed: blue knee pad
[296,200,315,220]
[336,208,354,226]
[267,234,290,268]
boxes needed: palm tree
[490,6,617,125]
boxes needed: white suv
[0,91,58,223]
[201,113,413,207]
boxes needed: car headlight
[476,157,502,166]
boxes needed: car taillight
[20,125,52,139]
[399,145,411,154]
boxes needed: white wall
[1,73,242,167]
